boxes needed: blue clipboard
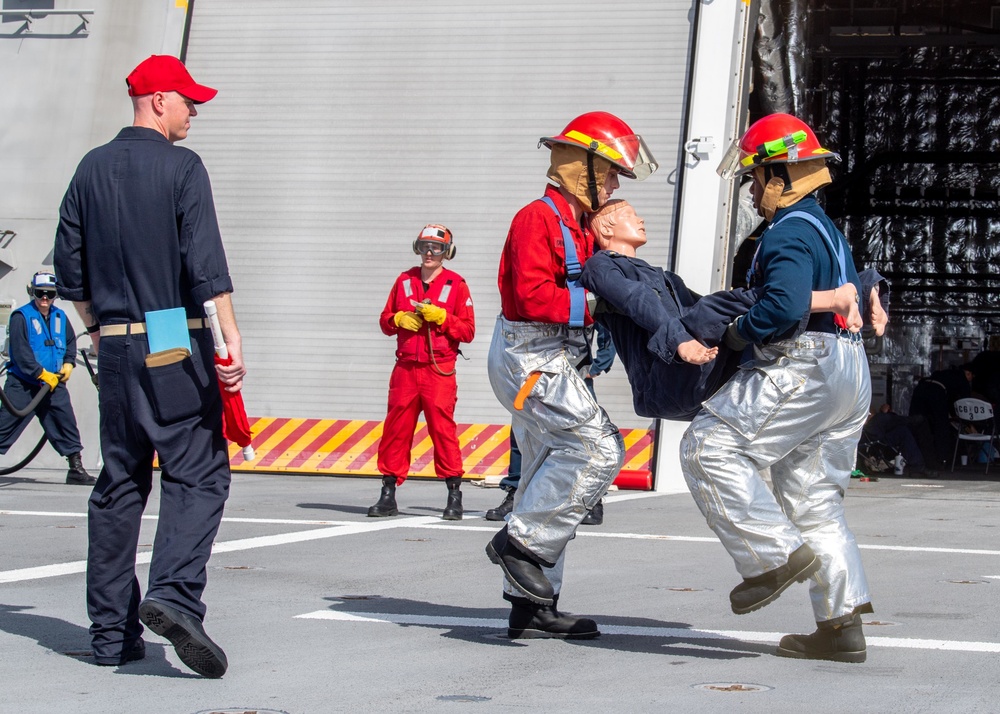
[145,307,192,353]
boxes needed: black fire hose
[0,364,51,475]
[82,349,98,388]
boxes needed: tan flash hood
[547,143,614,212]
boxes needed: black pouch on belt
[143,347,201,423]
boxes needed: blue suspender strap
[771,210,848,285]
[538,196,586,327]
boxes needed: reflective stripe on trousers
[680,332,872,622]
[488,316,624,595]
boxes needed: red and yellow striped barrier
[227,418,654,490]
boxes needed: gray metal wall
[183,0,697,429]
[0,0,187,470]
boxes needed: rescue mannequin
[485,111,656,639]
[369,224,475,520]
[581,200,880,420]
[681,113,882,663]
[0,271,93,484]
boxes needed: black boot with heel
[367,476,398,517]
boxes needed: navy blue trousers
[0,373,84,456]
[87,330,231,661]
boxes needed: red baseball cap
[126,55,217,103]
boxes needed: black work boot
[506,593,600,640]
[580,499,604,526]
[776,613,867,663]
[442,476,463,521]
[729,543,820,615]
[485,525,554,605]
[485,489,514,522]
[367,476,398,517]
[65,452,96,485]
[138,598,228,678]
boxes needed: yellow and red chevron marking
[227,418,654,489]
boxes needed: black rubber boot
[729,543,820,614]
[66,452,96,485]
[506,593,600,640]
[580,499,604,526]
[442,476,463,520]
[776,613,867,663]
[485,525,555,605]
[485,489,514,522]
[367,476,398,517]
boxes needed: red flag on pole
[214,352,253,454]
[204,301,254,461]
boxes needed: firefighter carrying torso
[484,112,658,639]
[369,224,476,520]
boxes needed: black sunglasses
[33,290,57,299]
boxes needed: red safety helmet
[717,113,840,180]
[540,111,658,181]
[412,223,456,260]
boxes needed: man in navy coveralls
[54,55,245,678]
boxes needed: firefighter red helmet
[540,111,658,181]
[718,113,840,179]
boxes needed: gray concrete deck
[2,465,998,713]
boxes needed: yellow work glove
[416,302,447,326]
[393,310,424,332]
[59,363,74,383]
[38,369,60,392]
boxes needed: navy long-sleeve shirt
[54,127,233,325]
[738,196,861,344]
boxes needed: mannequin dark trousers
[0,375,83,456]
[87,332,231,662]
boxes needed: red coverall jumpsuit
[377,266,475,484]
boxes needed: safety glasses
[33,290,57,300]
[416,240,447,256]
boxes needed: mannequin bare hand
[677,339,718,365]
[869,286,888,336]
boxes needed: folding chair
[950,398,999,475]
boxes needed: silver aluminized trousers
[680,331,872,623]
[488,316,624,596]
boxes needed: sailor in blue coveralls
[0,271,93,484]
[53,55,245,677]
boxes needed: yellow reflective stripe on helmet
[564,130,624,162]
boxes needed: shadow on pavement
[0,603,198,678]
[318,596,763,661]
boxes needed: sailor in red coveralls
[369,224,476,520]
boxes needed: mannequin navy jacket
[580,251,757,421]
[581,250,887,421]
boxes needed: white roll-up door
[183,0,695,430]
